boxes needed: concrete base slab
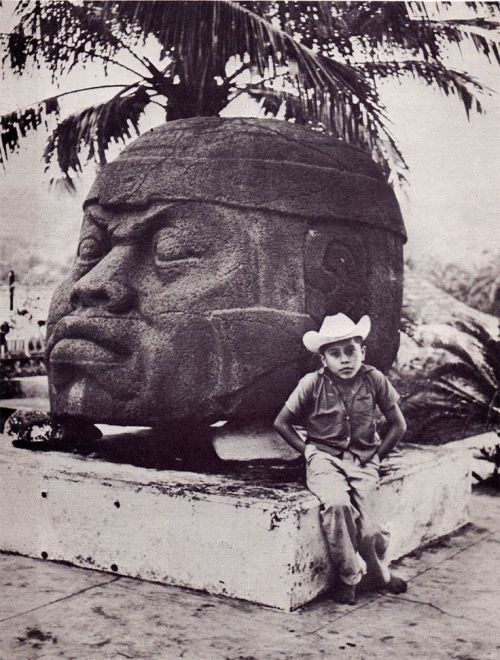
[0,397,50,414]
[0,433,472,610]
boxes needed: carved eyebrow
[85,204,178,241]
[111,205,177,241]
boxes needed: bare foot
[380,575,407,594]
[333,582,357,605]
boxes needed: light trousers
[305,446,391,587]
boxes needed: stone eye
[153,228,202,265]
[77,236,107,265]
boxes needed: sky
[0,1,499,269]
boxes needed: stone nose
[69,248,136,314]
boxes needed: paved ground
[1,491,499,660]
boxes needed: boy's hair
[319,336,364,356]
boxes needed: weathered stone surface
[46,117,406,428]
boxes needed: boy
[273,313,408,605]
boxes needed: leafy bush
[473,435,500,490]
[402,319,499,444]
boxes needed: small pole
[8,270,15,312]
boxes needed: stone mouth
[46,317,131,360]
[50,338,126,365]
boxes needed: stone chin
[46,314,159,424]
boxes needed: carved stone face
[46,117,406,427]
[46,200,312,425]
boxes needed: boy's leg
[346,453,407,593]
[305,449,366,601]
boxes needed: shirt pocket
[351,392,375,430]
[352,393,374,413]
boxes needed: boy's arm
[377,403,407,460]
[273,406,307,456]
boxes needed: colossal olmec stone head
[46,117,406,428]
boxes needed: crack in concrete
[306,594,383,634]
[385,595,500,631]
[306,530,498,636]
[0,576,121,624]
[399,529,496,584]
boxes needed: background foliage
[1,0,499,187]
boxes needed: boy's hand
[364,451,381,468]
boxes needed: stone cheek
[305,221,403,371]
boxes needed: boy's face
[320,337,365,380]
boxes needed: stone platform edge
[0,433,478,610]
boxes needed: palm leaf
[3,1,498,183]
[349,2,500,63]
[431,361,497,393]
[403,391,494,443]
[358,61,489,117]
[404,316,500,441]
[43,86,150,184]
[246,85,309,123]
[0,96,60,166]
[445,318,499,384]
[261,1,353,55]
[431,380,496,416]
[452,318,498,349]
[428,380,481,408]
[432,337,481,370]
[7,0,143,79]
[426,17,500,66]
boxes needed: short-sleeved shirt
[285,364,400,462]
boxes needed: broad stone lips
[47,317,131,366]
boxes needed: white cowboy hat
[303,314,371,353]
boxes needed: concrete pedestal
[0,433,472,610]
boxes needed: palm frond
[246,85,310,123]
[452,318,497,345]
[368,2,500,62]
[432,360,497,393]
[431,379,496,414]
[6,0,137,79]
[98,0,404,178]
[342,1,443,60]
[3,0,498,184]
[445,318,499,383]
[428,380,481,407]
[358,60,489,117]
[424,17,500,65]
[43,85,150,183]
[403,386,495,441]
[263,1,353,55]
[0,96,60,167]
[432,337,479,369]
[403,316,500,441]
